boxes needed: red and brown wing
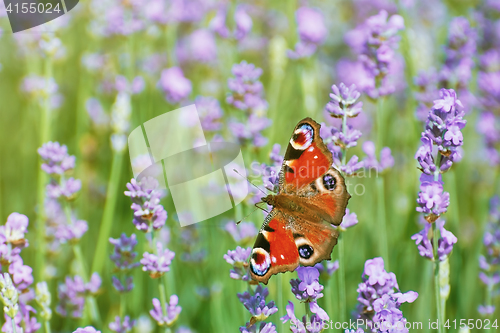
[249,210,299,284]
[279,118,333,192]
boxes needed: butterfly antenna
[236,203,270,225]
[232,169,268,196]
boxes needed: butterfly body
[250,118,351,284]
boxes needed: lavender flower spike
[125,178,167,232]
[326,83,363,118]
[237,285,278,321]
[141,242,175,279]
[109,316,136,333]
[224,246,251,281]
[150,295,182,327]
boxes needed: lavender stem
[91,150,124,275]
[35,58,53,282]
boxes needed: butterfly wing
[279,118,333,192]
[249,209,300,284]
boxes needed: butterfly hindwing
[250,210,300,284]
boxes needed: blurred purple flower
[38,142,75,175]
[115,75,145,95]
[227,61,267,112]
[315,261,339,278]
[224,221,257,243]
[210,5,252,41]
[344,10,404,98]
[57,274,100,318]
[46,177,81,200]
[158,67,192,104]
[224,246,251,281]
[150,295,181,327]
[109,315,136,333]
[86,98,109,127]
[288,7,327,59]
[177,29,217,64]
[362,141,394,172]
[229,114,271,147]
[141,242,175,279]
[478,305,495,315]
[194,96,223,131]
[125,178,167,232]
[8,258,33,290]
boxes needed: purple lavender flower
[158,67,192,104]
[194,96,223,132]
[224,246,251,281]
[355,257,417,330]
[38,142,76,175]
[416,181,450,219]
[281,301,327,333]
[291,267,324,302]
[326,83,363,118]
[73,327,101,333]
[238,285,277,321]
[125,178,167,232]
[109,316,136,333]
[0,213,29,248]
[227,61,268,112]
[8,258,33,291]
[288,7,327,59]
[110,233,140,271]
[224,221,257,244]
[141,242,175,279]
[150,295,181,327]
[478,305,495,315]
[337,209,359,231]
[340,155,364,176]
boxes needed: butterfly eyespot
[250,249,271,277]
[322,174,337,191]
[298,244,314,259]
[290,124,314,150]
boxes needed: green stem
[433,223,444,333]
[377,176,389,266]
[304,301,311,326]
[337,233,346,324]
[91,150,124,275]
[11,317,16,333]
[35,58,53,282]
[277,274,285,333]
[375,97,390,266]
[44,321,51,333]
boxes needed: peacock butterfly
[249,118,351,284]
